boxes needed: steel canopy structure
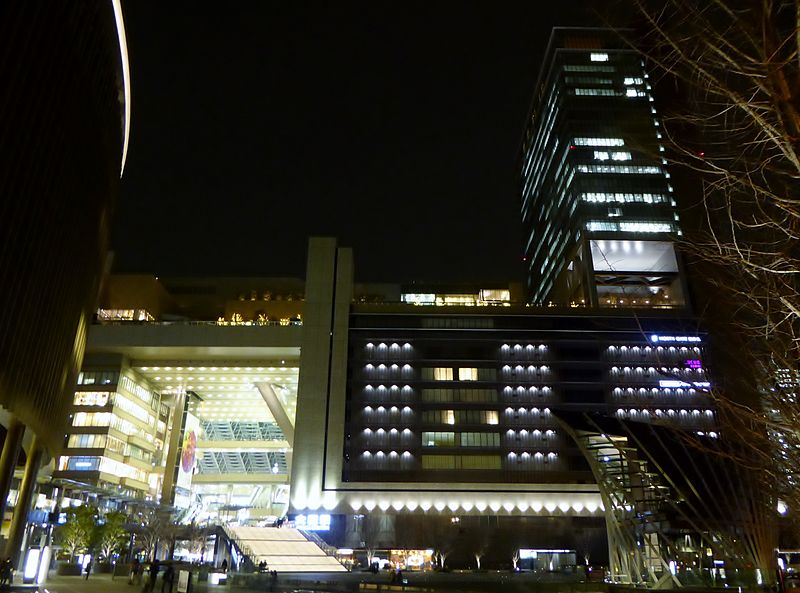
[556,411,775,588]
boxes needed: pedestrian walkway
[227,526,347,572]
[28,572,210,593]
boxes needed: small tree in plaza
[187,521,210,562]
[55,505,98,561]
[97,510,129,561]
[134,508,171,559]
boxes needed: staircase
[224,525,347,572]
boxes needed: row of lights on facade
[345,500,599,514]
[501,344,548,351]
[613,387,699,396]
[616,408,714,416]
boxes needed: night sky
[114,2,596,283]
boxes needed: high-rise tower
[520,28,685,308]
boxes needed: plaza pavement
[27,569,602,593]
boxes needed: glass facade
[520,29,684,307]
[56,368,167,499]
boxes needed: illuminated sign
[337,548,354,555]
[659,380,711,388]
[294,513,331,531]
[684,359,702,369]
[650,335,701,343]
[175,412,200,498]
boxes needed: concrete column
[6,435,42,568]
[255,383,294,442]
[0,419,25,527]
[161,390,187,506]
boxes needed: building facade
[0,0,130,567]
[290,239,713,563]
[54,275,304,522]
[520,28,684,308]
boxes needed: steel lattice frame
[557,412,775,589]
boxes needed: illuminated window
[421,388,498,403]
[573,137,624,147]
[478,289,510,303]
[563,65,614,73]
[72,412,111,427]
[113,394,155,426]
[422,455,456,470]
[77,371,119,386]
[619,221,675,233]
[592,151,632,161]
[401,293,435,305]
[580,192,668,204]
[67,434,108,449]
[460,455,501,470]
[565,76,613,85]
[59,456,100,471]
[73,391,112,406]
[458,368,478,381]
[422,432,455,447]
[460,432,500,447]
[119,376,153,405]
[575,88,619,96]
[96,308,154,322]
[577,164,662,175]
[438,294,477,306]
[422,409,499,425]
[421,455,501,470]
[433,368,453,381]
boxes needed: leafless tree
[461,525,489,570]
[422,517,457,570]
[359,514,385,568]
[619,0,800,566]
[135,509,177,560]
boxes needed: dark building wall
[342,307,712,486]
[0,1,126,455]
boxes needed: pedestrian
[221,558,228,572]
[0,557,12,587]
[129,558,140,585]
[84,558,92,580]
[269,569,278,592]
[161,564,174,593]
[146,558,160,593]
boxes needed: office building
[520,28,684,307]
[64,239,765,582]
[0,0,130,567]
[54,275,304,521]
[290,239,715,567]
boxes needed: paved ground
[25,570,602,593]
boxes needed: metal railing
[94,319,302,327]
[297,529,339,557]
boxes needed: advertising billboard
[176,412,200,493]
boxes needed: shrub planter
[56,562,82,576]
